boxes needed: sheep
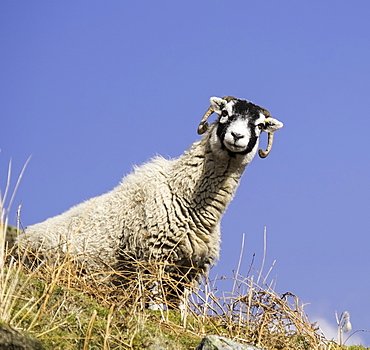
[16,96,283,306]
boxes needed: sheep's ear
[262,116,284,132]
[210,97,227,115]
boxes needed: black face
[216,100,265,155]
[232,100,263,117]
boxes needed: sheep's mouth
[223,135,258,155]
[223,141,247,153]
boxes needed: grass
[0,247,200,349]
[1,158,369,349]
[3,226,365,350]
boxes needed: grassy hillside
[2,227,369,349]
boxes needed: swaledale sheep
[17,96,283,305]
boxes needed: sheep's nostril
[231,131,244,141]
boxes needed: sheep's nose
[231,131,244,141]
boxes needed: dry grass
[1,235,340,350]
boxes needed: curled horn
[258,132,274,158]
[197,106,213,135]
[258,107,275,158]
[197,96,236,135]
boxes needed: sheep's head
[198,96,283,158]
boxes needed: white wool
[17,98,283,295]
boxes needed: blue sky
[1,1,370,345]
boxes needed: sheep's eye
[221,110,228,117]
